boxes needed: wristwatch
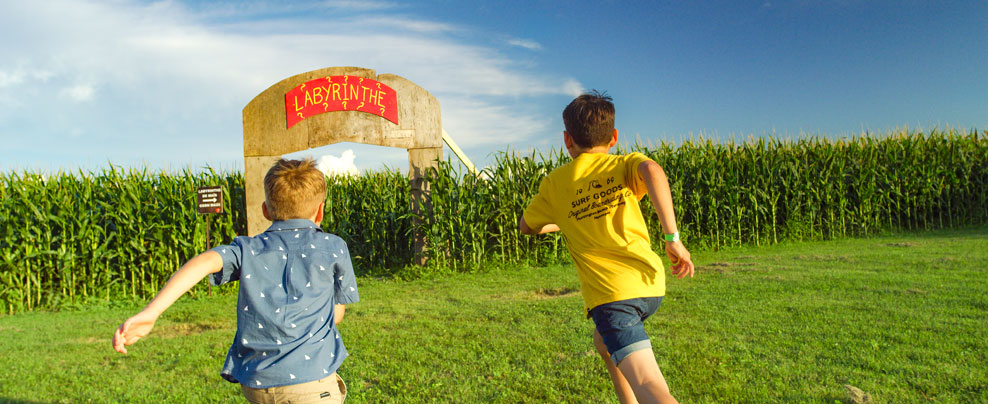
[663,232,680,242]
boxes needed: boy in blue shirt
[113,158,359,403]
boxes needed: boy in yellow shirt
[521,91,695,404]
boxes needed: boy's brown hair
[263,158,327,221]
[562,90,615,148]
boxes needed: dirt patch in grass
[843,384,873,404]
[532,287,579,299]
[704,261,755,273]
[553,350,597,365]
[794,254,855,263]
[75,336,109,345]
[886,242,916,248]
[157,321,230,338]
[491,286,581,301]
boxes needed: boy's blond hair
[264,158,327,221]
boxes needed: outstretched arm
[112,251,224,354]
[519,217,560,235]
[638,160,695,279]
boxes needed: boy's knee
[617,349,666,383]
[638,375,671,393]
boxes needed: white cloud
[0,67,50,88]
[316,149,360,177]
[0,70,24,87]
[324,0,400,11]
[441,96,554,148]
[184,0,401,19]
[506,38,543,51]
[562,79,584,97]
[60,84,95,102]
[353,17,460,34]
[0,0,581,169]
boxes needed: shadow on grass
[0,398,53,404]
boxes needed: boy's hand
[664,241,695,279]
[519,217,560,235]
[113,311,158,354]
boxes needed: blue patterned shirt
[209,219,359,388]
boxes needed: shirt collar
[574,151,610,160]
[264,219,323,233]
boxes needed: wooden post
[205,217,212,296]
[409,147,442,265]
[244,156,281,236]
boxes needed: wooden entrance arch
[243,66,441,263]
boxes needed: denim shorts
[589,296,663,365]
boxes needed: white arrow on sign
[202,197,218,203]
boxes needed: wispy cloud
[0,71,23,88]
[441,96,554,148]
[354,16,460,34]
[0,67,54,88]
[562,79,584,97]
[60,84,96,102]
[506,38,543,51]
[0,0,580,170]
[324,0,401,11]
[178,0,402,21]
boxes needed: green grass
[0,229,985,403]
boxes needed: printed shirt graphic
[523,152,665,312]
[209,219,360,388]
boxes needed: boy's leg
[594,329,639,404]
[591,297,677,404]
[616,349,678,404]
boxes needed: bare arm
[113,251,224,354]
[334,304,345,325]
[638,161,695,279]
[519,217,560,235]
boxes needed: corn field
[1,129,986,313]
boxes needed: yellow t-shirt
[523,152,665,313]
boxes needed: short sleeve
[333,240,359,304]
[522,178,555,228]
[624,152,652,200]
[209,237,246,286]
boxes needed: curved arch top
[243,66,442,156]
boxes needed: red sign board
[285,75,399,129]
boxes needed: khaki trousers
[241,374,347,404]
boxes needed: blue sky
[1,0,985,173]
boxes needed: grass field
[0,228,985,403]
